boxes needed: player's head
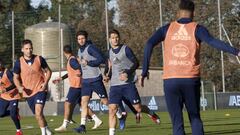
[63,45,72,57]
[109,29,120,48]
[0,58,4,71]
[21,39,33,58]
[178,0,195,19]
[76,30,88,46]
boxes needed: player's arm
[40,56,52,91]
[5,70,16,92]
[13,60,24,93]
[140,24,169,86]
[103,52,111,82]
[124,46,139,75]
[196,25,240,56]
[141,24,170,78]
[87,45,105,67]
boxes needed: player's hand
[52,77,62,84]
[81,59,88,66]
[138,75,145,87]
[18,86,24,98]
[119,72,128,81]
[0,88,6,94]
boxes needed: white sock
[16,129,21,132]
[91,114,100,122]
[81,118,86,125]
[116,110,122,119]
[40,127,46,135]
[62,119,69,128]
[46,126,52,135]
[109,128,115,135]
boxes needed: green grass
[0,109,240,135]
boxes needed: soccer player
[106,29,142,135]
[74,30,107,133]
[0,59,22,135]
[13,39,52,135]
[54,45,102,132]
[140,0,240,135]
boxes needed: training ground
[0,109,239,135]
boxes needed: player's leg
[117,100,127,130]
[141,104,161,124]
[108,85,122,135]
[87,107,103,129]
[55,88,80,131]
[9,100,22,135]
[164,79,185,135]
[182,78,204,135]
[27,91,52,135]
[0,98,10,117]
[74,83,91,133]
[93,80,108,105]
[109,104,118,135]
[124,83,142,123]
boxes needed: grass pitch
[0,109,240,135]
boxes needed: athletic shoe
[54,125,67,132]
[92,119,103,129]
[148,113,161,124]
[16,130,23,135]
[74,125,86,134]
[119,113,127,130]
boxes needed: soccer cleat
[119,114,127,130]
[92,119,103,129]
[74,125,86,134]
[16,130,23,135]
[148,113,161,124]
[54,125,67,132]
[135,113,141,124]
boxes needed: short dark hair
[21,39,33,48]
[109,29,120,38]
[179,0,195,12]
[63,45,72,54]
[76,30,88,39]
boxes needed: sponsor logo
[148,96,158,110]
[171,25,191,40]
[229,95,240,106]
[88,100,109,111]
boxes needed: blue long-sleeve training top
[142,18,240,77]
[79,40,105,67]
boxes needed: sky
[31,0,120,25]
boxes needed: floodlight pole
[218,0,226,93]
[105,0,109,50]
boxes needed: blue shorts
[81,80,108,99]
[66,87,82,104]
[109,83,141,105]
[0,98,18,117]
[26,91,47,114]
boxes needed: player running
[105,29,142,135]
[13,39,52,135]
[74,30,107,133]
[53,45,102,132]
[0,59,22,135]
[140,0,240,135]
